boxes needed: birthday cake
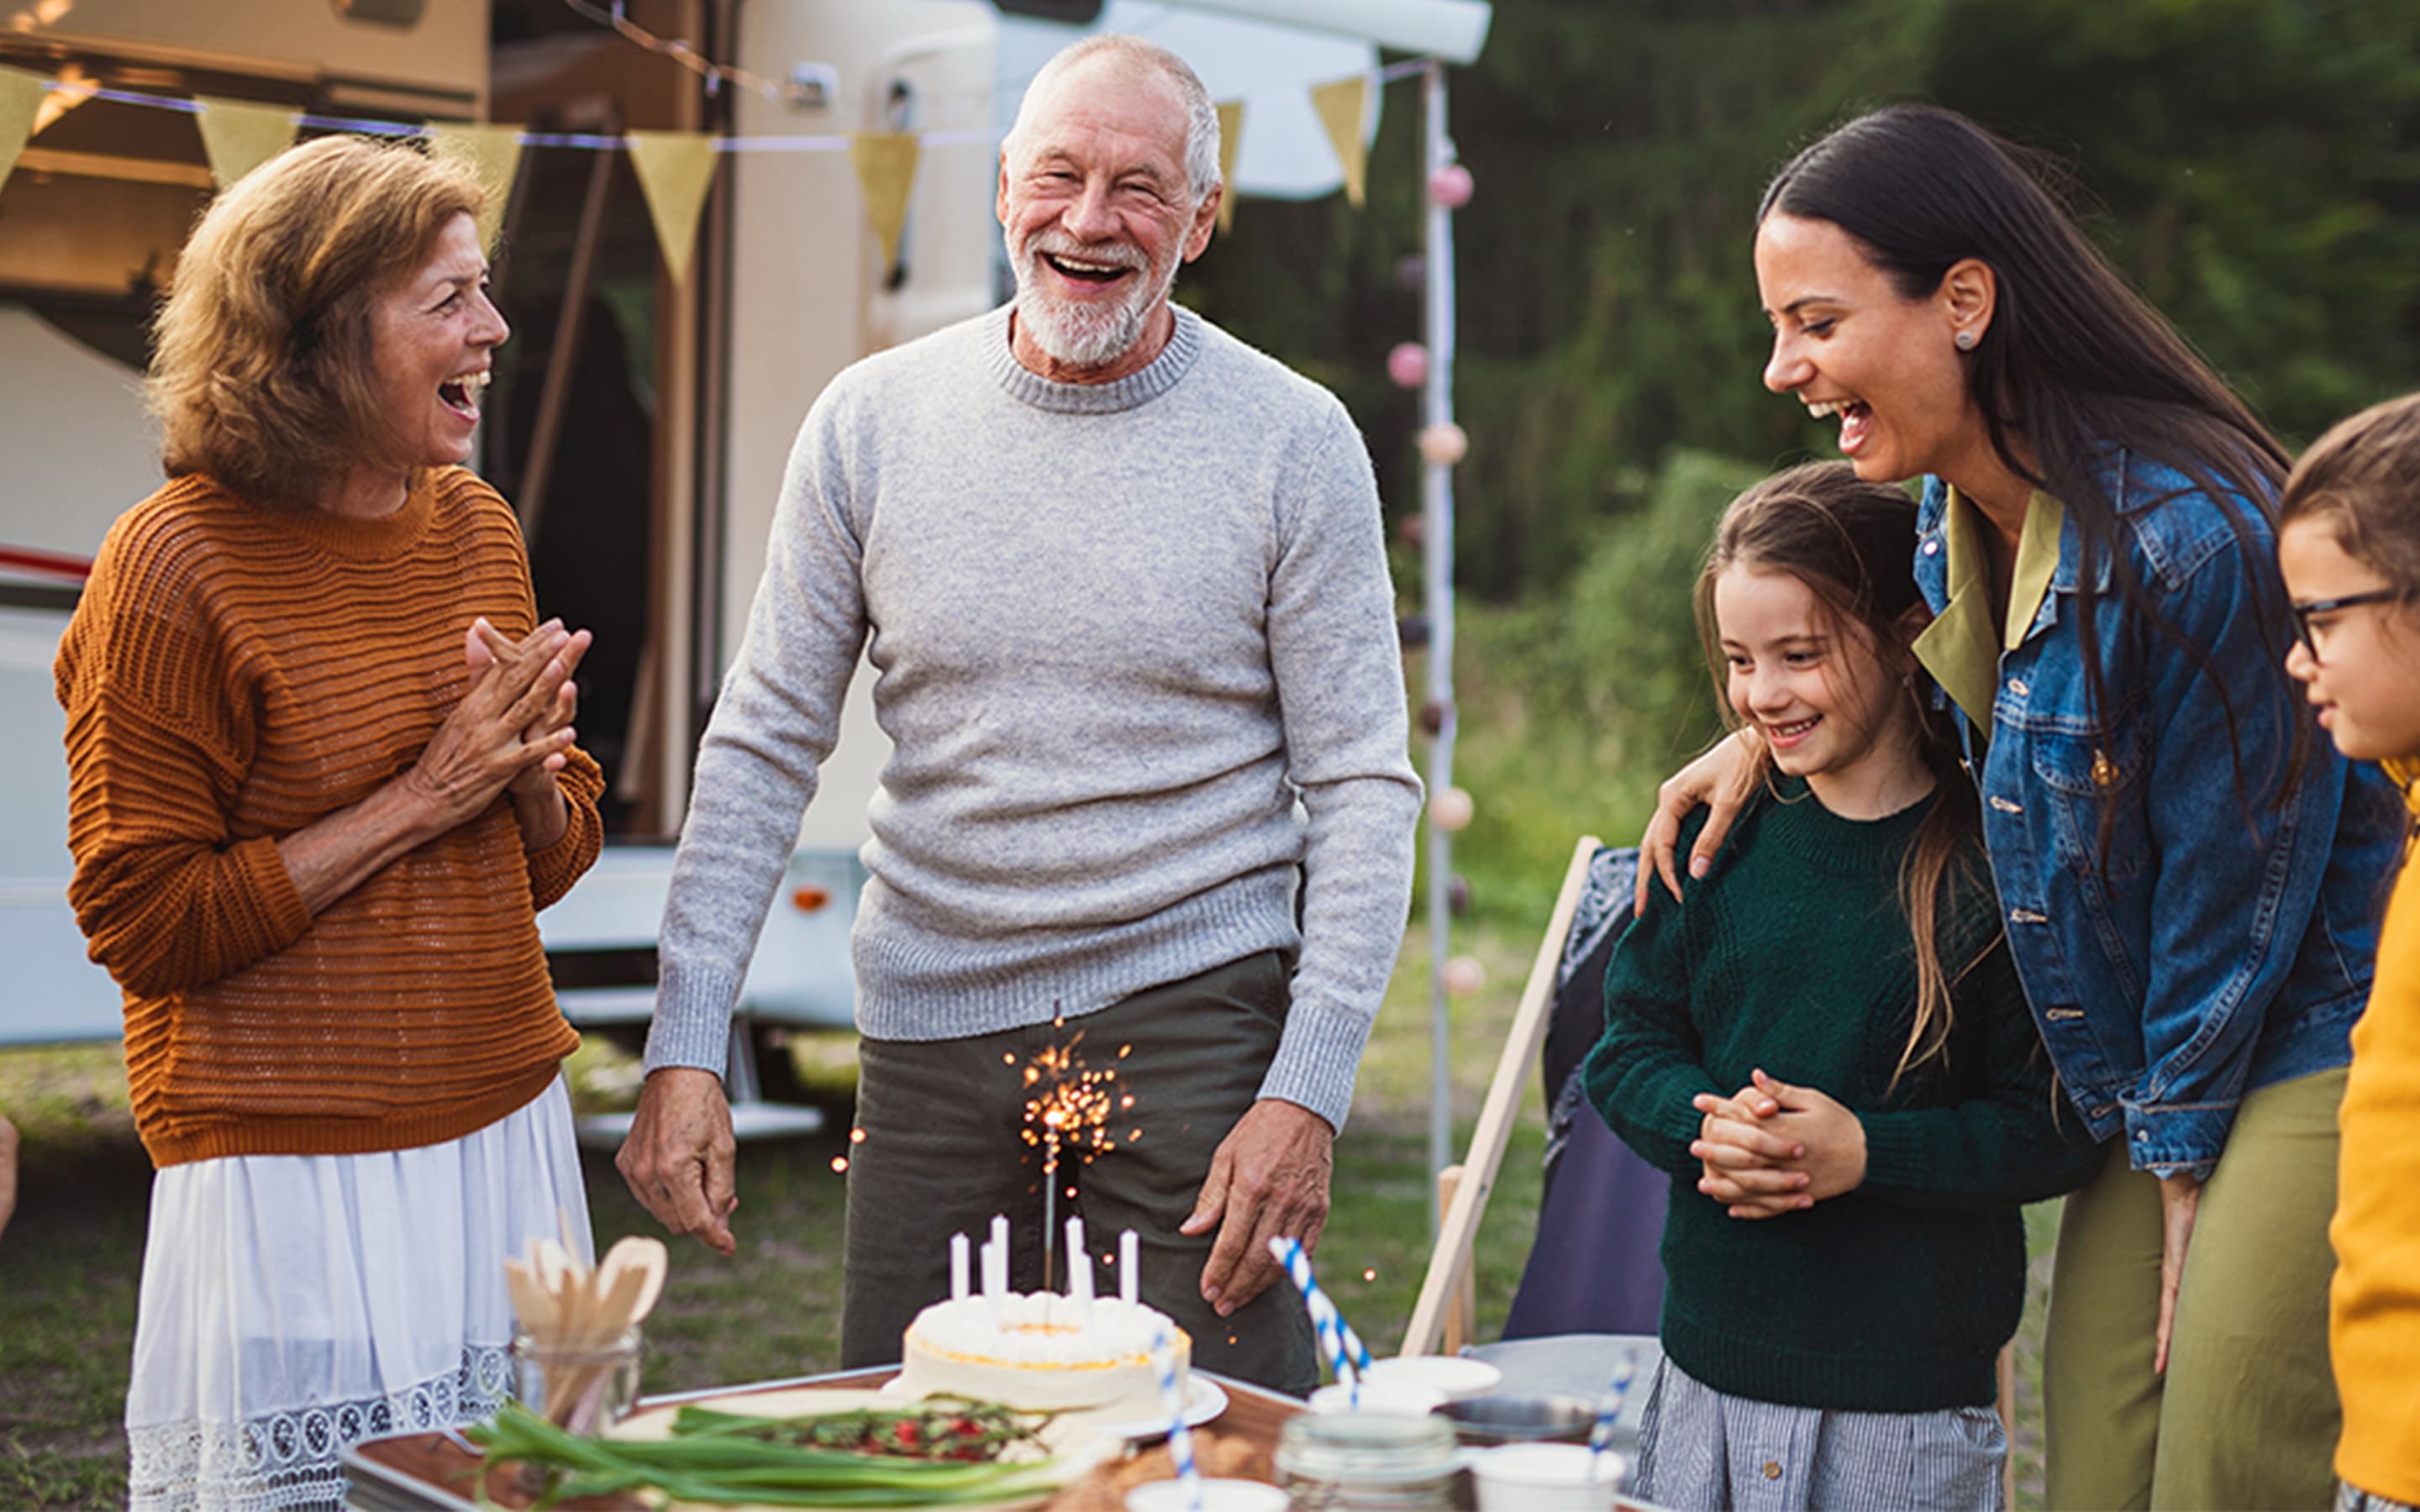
[896,1290,1189,1423]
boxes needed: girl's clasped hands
[1689,1069,1867,1218]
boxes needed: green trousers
[838,951,1320,1395]
[2044,1066,2346,1510]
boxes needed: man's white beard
[1011,232,1176,371]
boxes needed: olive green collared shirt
[1912,487,2065,729]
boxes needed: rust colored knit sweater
[56,467,602,1168]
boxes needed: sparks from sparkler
[1019,1019,1125,1290]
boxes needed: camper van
[0,0,1018,1122]
[0,0,1481,1116]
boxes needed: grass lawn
[0,922,2060,1509]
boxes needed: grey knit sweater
[641,304,1422,1129]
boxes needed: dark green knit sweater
[1581,778,2105,1412]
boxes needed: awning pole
[1422,57,1459,1228]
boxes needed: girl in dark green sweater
[1584,463,2102,1509]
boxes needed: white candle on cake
[950,1231,970,1301]
[1121,1228,1139,1306]
[1067,1216,1092,1321]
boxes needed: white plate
[881,1372,1229,1440]
[1088,1374,1229,1441]
[1365,1354,1504,1402]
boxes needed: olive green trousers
[2044,1067,2345,1510]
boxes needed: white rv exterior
[0,0,1001,1047]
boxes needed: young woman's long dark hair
[1760,105,2298,828]
[1696,464,1989,1083]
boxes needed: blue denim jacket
[1913,456,2401,1178]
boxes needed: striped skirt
[1635,1357,2005,1510]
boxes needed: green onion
[467,1398,1071,1508]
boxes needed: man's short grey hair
[1005,34,1223,203]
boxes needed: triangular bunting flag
[429,123,525,255]
[0,66,44,201]
[195,97,299,191]
[849,132,920,270]
[625,130,719,286]
[1310,75,1370,209]
[1214,100,1244,234]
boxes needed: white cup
[1123,1476,1291,1512]
[1467,1441,1622,1512]
[1306,1381,1448,1416]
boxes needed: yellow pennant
[1310,75,1369,209]
[1214,100,1244,234]
[849,132,920,270]
[0,66,43,200]
[429,123,525,256]
[625,130,719,286]
[195,97,299,191]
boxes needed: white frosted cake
[896,1291,1190,1422]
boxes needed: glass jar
[1276,1410,1461,1509]
[509,1326,643,1436]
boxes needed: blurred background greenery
[1186,0,2420,924]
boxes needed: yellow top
[1911,487,2065,729]
[2332,757,2420,1500]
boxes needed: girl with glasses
[2278,392,2420,1512]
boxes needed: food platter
[602,1387,1118,1511]
[876,1373,1230,1441]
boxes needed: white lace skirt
[124,1078,592,1512]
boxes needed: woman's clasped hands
[1689,1068,1867,1219]
[404,616,591,827]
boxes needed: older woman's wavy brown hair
[150,134,485,510]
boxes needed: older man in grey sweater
[617,34,1420,1393]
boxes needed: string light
[559,0,795,106]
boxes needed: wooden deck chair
[1402,836,1602,1358]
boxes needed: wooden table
[341,1366,1306,1510]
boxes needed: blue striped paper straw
[1152,1323,1202,1512]
[1270,1236,1360,1403]
[1587,1347,1639,1483]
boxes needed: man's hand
[615,1068,739,1257]
[1180,1098,1334,1317]
[2154,1170,2203,1374]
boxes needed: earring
[1954,328,1978,351]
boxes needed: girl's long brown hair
[1695,463,1993,1084]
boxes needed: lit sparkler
[1020,1020,1122,1289]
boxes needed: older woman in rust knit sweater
[55,135,605,1510]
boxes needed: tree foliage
[1186,0,2420,608]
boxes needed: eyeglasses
[2291,588,2410,661]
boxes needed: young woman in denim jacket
[1639,104,2402,1509]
